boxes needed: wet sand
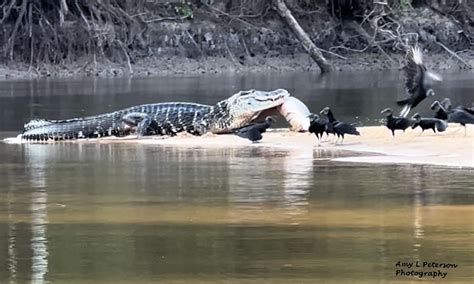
[4,124,474,168]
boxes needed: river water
[0,72,473,283]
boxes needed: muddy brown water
[0,72,473,283]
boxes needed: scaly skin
[22,103,211,141]
[21,89,290,141]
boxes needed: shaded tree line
[0,0,472,73]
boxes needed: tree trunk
[273,0,331,74]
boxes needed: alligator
[20,89,297,141]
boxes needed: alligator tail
[23,119,55,131]
[21,114,120,141]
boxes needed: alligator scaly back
[21,103,213,141]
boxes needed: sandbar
[3,124,473,168]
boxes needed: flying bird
[381,108,414,136]
[397,46,442,117]
[233,116,274,143]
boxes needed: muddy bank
[5,124,473,168]
[0,1,473,80]
[1,50,474,80]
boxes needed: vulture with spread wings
[397,46,442,117]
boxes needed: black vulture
[444,99,474,116]
[431,100,449,120]
[233,116,274,142]
[447,108,474,136]
[411,113,448,134]
[309,107,333,140]
[321,114,335,140]
[436,99,474,135]
[320,107,360,144]
[397,46,442,117]
[381,108,414,136]
[308,113,327,146]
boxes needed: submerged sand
[3,124,474,168]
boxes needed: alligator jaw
[209,89,291,133]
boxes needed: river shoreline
[1,50,474,80]
[3,125,473,168]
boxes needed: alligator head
[206,89,290,133]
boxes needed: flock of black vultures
[234,46,474,144]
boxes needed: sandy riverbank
[4,124,473,168]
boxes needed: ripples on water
[0,142,473,282]
[0,72,473,282]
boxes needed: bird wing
[393,118,413,129]
[434,109,448,120]
[255,124,269,133]
[334,122,360,135]
[308,117,324,133]
[449,110,474,124]
[253,129,263,140]
[232,123,256,134]
[308,122,317,134]
[461,107,474,116]
[236,128,262,141]
[403,47,426,99]
[234,127,260,139]
[325,122,334,133]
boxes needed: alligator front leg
[189,111,208,136]
[161,121,178,137]
[122,112,154,137]
[122,112,179,137]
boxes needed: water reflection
[412,193,424,257]
[25,145,49,283]
[0,140,471,282]
[281,148,313,222]
[227,147,279,204]
[226,147,314,223]
[30,190,48,282]
[410,166,425,261]
[7,186,17,284]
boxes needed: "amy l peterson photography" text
[394,261,458,279]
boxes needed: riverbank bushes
[0,0,472,73]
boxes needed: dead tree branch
[273,0,331,73]
[8,0,28,61]
[435,41,472,68]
